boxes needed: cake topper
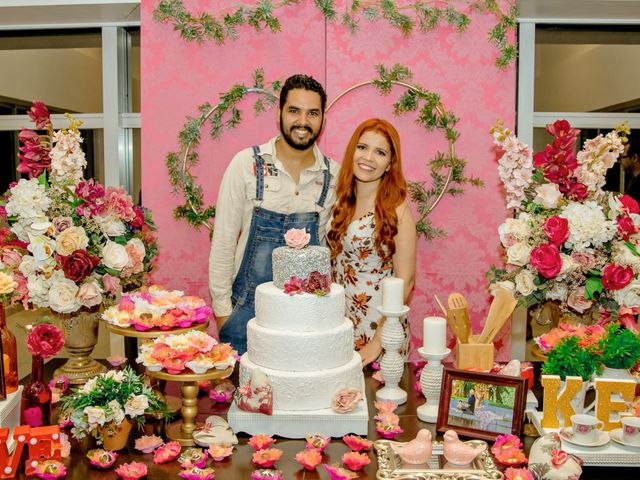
[284,228,310,249]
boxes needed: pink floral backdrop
[141,0,515,361]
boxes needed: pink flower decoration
[115,462,147,480]
[305,433,330,452]
[323,463,359,479]
[251,470,283,480]
[208,443,234,461]
[59,433,71,458]
[28,101,51,129]
[178,448,209,469]
[107,354,127,367]
[283,276,305,296]
[27,323,64,359]
[87,449,117,469]
[342,435,372,452]
[248,434,275,451]
[374,400,398,415]
[551,449,568,467]
[342,451,370,471]
[491,434,522,455]
[372,371,385,383]
[375,421,403,439]
[33,460,66,480]
[332,388,362,413]
[295,448,323,470]
[209,380,235,403]
[504,467,534,480]
[153,440,182,464]
[284,228,310,249]
[491,434,527,466]
[178,467,215,480]
[371,361,380,371]
[135,435,164,454]
[251,448,282,468]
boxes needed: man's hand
[358,337,383,367]
[215,315,229,333]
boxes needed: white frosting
[239,352,365,411]
[247,318,355,371]
[254,282,345,332]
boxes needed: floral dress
[333,212,409,356]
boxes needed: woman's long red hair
[328,118,407,262]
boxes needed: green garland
[166,64,483,239]
[153,0,517,69]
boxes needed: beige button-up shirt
[208,136,339,316]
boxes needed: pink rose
[105,186,136,222]
[529,243,562,279]
[601,264,634,291]
[617,214,637,240]
[284,228,310,249]
[543,216,569,246]
[102,273,122,296]
[52,217,74,234]
[332,388,362,413]
[27,324,65,359]
[566,288,593,314]
[571,252,596,269]
[1,249,22,268]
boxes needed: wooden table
[20,361,637,479]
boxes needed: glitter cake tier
[271,245,331,289]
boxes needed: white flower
[534,183,562,208]
[19,255,37,277]
[546,283,568,302]
[102,241,129,270]
[80,377,98,394]
[84,406,106,427]
[96,213,126,237]
[124,395,149,418]
[560,201,617,252]
[106,400,125,425]
[612,241,640,273]
[78,280,103,308]
[558,254,576,277]
[5,179,51,219]
[50,130,86,184]
[515,269,536,296]
[506,242,532,267]
[55,226,89,256]
[27,234,56,270]
[498,218,530,247]
[614,280,640,308]
[48,277,80,313]
[26,274,52,308]
[104,370,124,382]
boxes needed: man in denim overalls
[209,74,339,354]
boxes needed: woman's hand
[358,337,383,367]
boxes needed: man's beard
[279,122,320,151]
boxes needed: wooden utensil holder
[455,339,494,371]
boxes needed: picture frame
[436,366,527,441]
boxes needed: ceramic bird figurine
[390,429,433,464]
[442,430,486,465]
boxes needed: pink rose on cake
[331,388,362,413]
[284,228,310,249]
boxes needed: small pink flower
[251,470,283,480]
[305,433,330,452]
[576,424,591,434]
[342,434,372,452]
[332,388,362,413]
[107,354,127,368]
[295,448,322,470]
[87,449,117,469]
[103,273,122,296]
[178,467,215,480]
[209,379,235,403]
[135,435,164,453]
[283,276,305,295]
[491,434,522,456]
[28,101,51,129]
[208,443,234,461]
[374,400,398,415]
[284,228,310,249]
[251,448,282,468]
[178,448,209,469]
[115,461,147,480]
[376,421,403,439]
[624,425,637,436]
[153,440,181,464]
[371,361,380,371]
[33,460,66,480]
[504,467,534,480]
[323,463,359,479]
[342,451,370,471]
[248,434,275,450]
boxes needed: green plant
[542,336,599,381]
[598,323,640,370]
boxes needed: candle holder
[416,347,451,423]
[375,305,410,404]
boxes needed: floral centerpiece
[488,119,640,330]
[0,101,158,312]
[102,285,212,331]
[137,330,237,374]
[59,367,169,449]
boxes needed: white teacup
[571,414,604,443]
[621,416,640,446]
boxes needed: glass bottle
[20,354,51,427]
[0,304,18,394]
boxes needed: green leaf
[625,241,640,256]
[585,277,603,300]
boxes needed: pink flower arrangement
[33,460,66,480]
[137,331,236,374]
[491,434,527,466]
[332,388,362,413]
[135,435,164,453]
[342,451,370,471]
[251,448,282,468]
[178,448,209,469]
[535,322,606,353]
[342,435,372,452]
[115,462,148,480]
[251,469,283,480]
[153,440,182,464]
[27,324,64,359]
[504,467,534,480]
[323,463,359,479]
[102,286,212,331]
[87,449,118,469]
[208,379,235,403]
[295,448,323,470]
[283,271,331,296]
[248,434,276,451]
[305,433,330,452]
[178,467,215,480]
[208,443,234,461]
[284,228,310,249]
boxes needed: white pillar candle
[423,316,447,354]
[381,277,404,311]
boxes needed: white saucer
[610,428,640,449]
[559,428,610,447]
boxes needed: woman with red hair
[328,118,417,366]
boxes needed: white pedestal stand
[375,305,409,404]
[416,347,450,423]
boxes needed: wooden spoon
[477,287,518,344]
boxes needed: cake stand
[147,366,234,446]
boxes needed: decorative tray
[374,439,503,479]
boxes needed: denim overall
[219,146,331,354]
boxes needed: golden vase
[101,417,133,451]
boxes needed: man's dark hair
[627,130,638,159]
[279,74,326,112]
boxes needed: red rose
[130,206,146,229]
[26,323,64,358]
[560,180,588,201]
[601,264,634,291]
[543,216,569,246]
[529,243,562,278]
[62,249,100,283]
[619,194,640,214]
[617,214,637,240]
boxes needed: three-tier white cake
[227,243,368,438]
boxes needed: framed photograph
[436,367,527,441]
